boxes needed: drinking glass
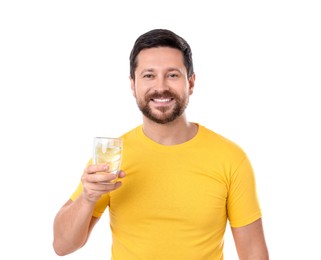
[92,137,123,176]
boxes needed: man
[53,29,269,259]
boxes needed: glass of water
[93,137,123,176]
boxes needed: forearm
[52,165,124,255]
[53,195,96,256]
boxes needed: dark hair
[129,29,194,79]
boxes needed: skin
[53,47,269,259]
[52,165,125,255]
[130,47,197,145]
[232,218,269,259]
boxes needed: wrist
[79,193,97,209]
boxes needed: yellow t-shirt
[71,124,262,259]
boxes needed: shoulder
[198,124,246,156]
[120,125,141,137]
[119,125,143,143]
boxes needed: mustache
[145,90,178,100]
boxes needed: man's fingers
[84,164,109,174]
[86,181,120,191]
[83,171,116,183]
[117,171,126,178]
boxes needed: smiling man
[132,47,193,125]
[53,29,269,260]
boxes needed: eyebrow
[139,69,154,76]
[139,67,182,76]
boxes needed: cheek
[132,88,146,101]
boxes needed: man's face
[130,47,195,124]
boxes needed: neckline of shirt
[136,123,204,152]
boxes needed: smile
[151,98,173,103]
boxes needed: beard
[136,90,189,124]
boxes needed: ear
[129,76,136,97]
[188,73,196,95]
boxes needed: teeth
[153,98,171,103]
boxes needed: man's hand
[81,164,126,203]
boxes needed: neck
[142,114,198,145]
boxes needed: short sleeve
[227,155,262,227]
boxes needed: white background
[1,0,320,259]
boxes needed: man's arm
[231,218,269,260]
[52,164,125,256]
[52,198,99,256]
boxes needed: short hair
[129,29,194,79]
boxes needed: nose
[153,76,170,92]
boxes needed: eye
[143,74,154,79]
[168,73,179,78]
